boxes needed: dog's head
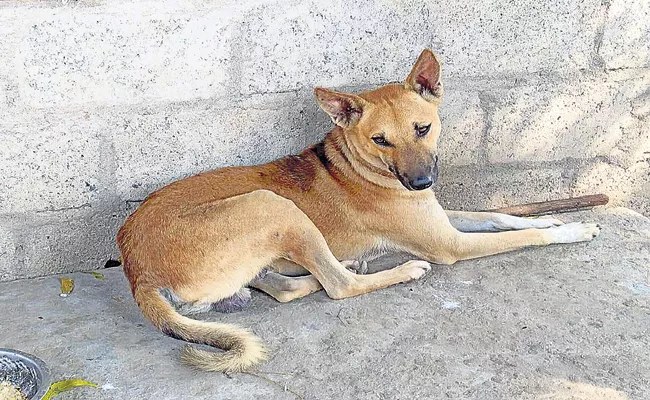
[315,49,443,191]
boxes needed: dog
[117,49,600,373]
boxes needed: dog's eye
[415,123,431,138]
[372,136,390,147]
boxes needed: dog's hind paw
[547,222,601,244]
[341,260,368,274]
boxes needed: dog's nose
[409,175,433,190]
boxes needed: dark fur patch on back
[311,141,332,173]
[311,137,350,187]
[274,154,316,192]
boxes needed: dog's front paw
[398,260,431,280]
[547,222,600,244]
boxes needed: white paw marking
[400,260,431,280]
[499,215,564,230]
[548,222,601,244]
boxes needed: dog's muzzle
[397,156,439,191]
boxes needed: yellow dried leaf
[42,379,98,400]
[82,271,105,280]
[59,277,74,297]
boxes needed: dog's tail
[134,286,267,373]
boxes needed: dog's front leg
[398,214,600,265]
[445,210,563,232]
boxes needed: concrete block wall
[0,0,648,281]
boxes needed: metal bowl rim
[0,348,50,400]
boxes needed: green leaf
[42,379,98,400]
[82,271,105,280]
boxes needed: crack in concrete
[245,88,303,97]
[593,0,613,69]
[33,202,91,214]
[448,156,610,173]
[476,91,495,165]
[606,67,639,72]
[225,6,259,99]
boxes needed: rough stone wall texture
[0,0,648,281]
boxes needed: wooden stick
[484,194,609,217]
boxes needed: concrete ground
[2,207,649,400]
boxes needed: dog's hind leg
[244,190,430,299]
[250,272,323,303]
[284,235,431,299]
[251,260,371,303]
[445,210,563,232]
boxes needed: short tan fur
[117,49,600,373]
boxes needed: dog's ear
[405,49,443,103]
[314,88,366,128]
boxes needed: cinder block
[240,0,602,94]
[109,95,313,200]
[300,94,340,146]
[0,0,607,105]
[435,164,576,211]
[600,0,650,69]
[572,161,650,216]
[0,110,107,213]
[8,206,126,281]
[438,90,485,166]
[0,223,16,281]
[3,2,236,108]
[485,71,650,165]
[0,75,19,108]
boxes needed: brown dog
[117,49,600,373]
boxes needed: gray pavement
[1,208,649,399]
